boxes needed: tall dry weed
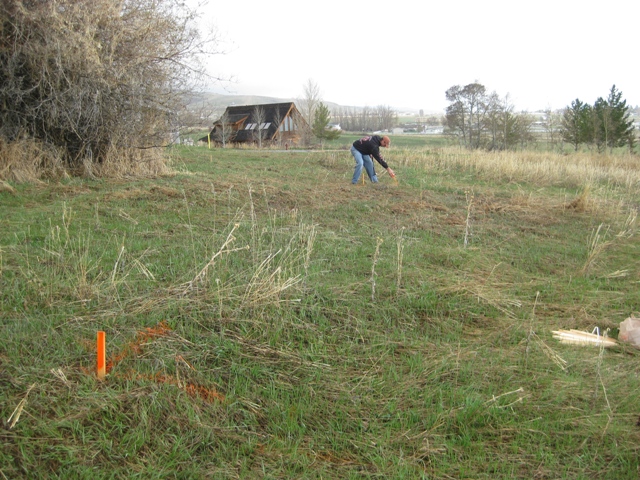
[581,208,637,275]
[91,145,173,179]
[394,147,640,192]
[0,138,67,182]
[0,138,171,181]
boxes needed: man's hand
[387,167,396,178]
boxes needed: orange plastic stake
[97,331,106,380]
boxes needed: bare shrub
[0,0,220,179]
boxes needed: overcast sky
[196,0,638,113]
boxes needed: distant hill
[185,92,422,118]
[186,92,295,109]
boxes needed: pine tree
[561,99,592,151]
[592,97,610,153]
[591,86,634,153]
[605,85,634,152]
[312,102,340,144]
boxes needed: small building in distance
[204,102,307,147]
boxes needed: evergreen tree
[592,97,609,152]
[590,85,634,153]
[561,99,592,151]
[312,102,340,144]
[604,85,634,152]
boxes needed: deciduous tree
[375,105,396,131]
[445,82,487,148]
[299,79,321,125]
[543,108,561,150]
[212,111,234,148]
[483,92,534,150]
[252,105,267,148]
[298,79,321,145]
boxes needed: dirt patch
[104,185,183,202]
[150,185,182,198]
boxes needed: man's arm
[371,150,389,170]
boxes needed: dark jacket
[352,135,389,169]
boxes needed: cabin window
[279,115,298,132]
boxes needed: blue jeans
[351,145,378,184]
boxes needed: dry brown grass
[0,138,172,182]
[0,138,68,182]
[394,146,640,192]
[90,145,173,179]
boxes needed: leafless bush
[0,0,220,178]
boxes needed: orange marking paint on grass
[105,321,172,373]
[90,322,224,403]
[184,382,225,403]
[97,331,106,380]
[127,371,225,403]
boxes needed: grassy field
[2,138,640,478]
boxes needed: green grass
[1,144,640,478]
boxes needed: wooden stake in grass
[97,331,106,380]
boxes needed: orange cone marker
[97,331,106,380]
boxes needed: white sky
[195,0,639,113]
